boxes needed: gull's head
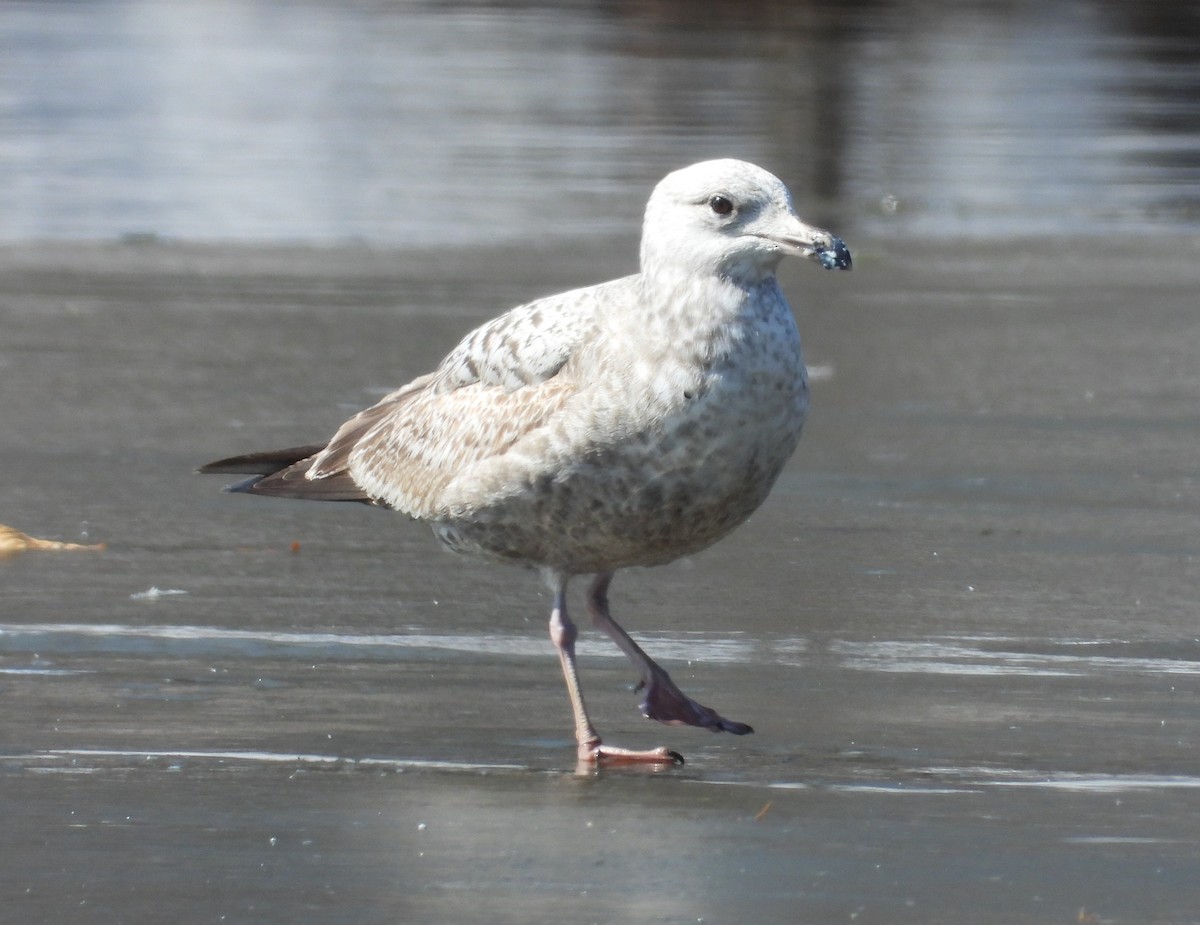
[640,159,851,283]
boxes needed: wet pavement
[3,234,1199,924]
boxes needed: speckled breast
[433,303,810,575]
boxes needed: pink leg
[545,571,682,767]
[586,572,753,736]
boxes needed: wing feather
[347,377,577,517]
[285,278,633,511]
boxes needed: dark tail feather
[198,445,325,475]
[198,444,380,505]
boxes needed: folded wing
[199,278,624,514]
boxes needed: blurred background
[3,0,1200,245]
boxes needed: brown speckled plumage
[202,159,851,766]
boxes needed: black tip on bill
[817,235,852,270]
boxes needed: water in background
[2,0,1200,244]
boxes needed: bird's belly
[433,362,808,574]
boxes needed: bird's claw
[578,741,685,767]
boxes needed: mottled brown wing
[306,374,434,480]
[345,376,578,518]
[202,278,622,510]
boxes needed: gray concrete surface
[2,236,1198,923]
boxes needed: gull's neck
[633,256,785,335]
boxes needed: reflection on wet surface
[5,620,1200,676]
[833,636,1200,677]
[0,621,762,663]
[13,746,1200,796]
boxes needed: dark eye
[708,195,734,216]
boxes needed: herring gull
[201,159,851,766]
